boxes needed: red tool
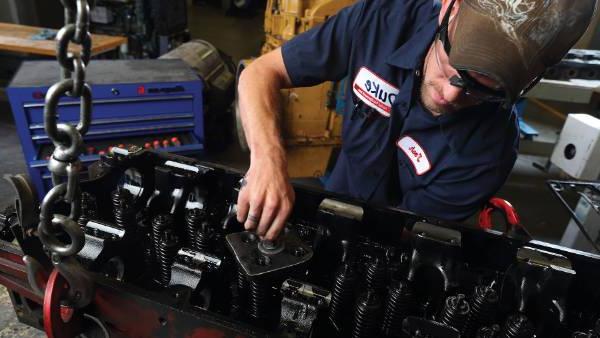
[478,198,531,239]
[43,269,83,338]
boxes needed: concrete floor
[0,1,581,335]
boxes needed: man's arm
[236,1,365,240]
[236,48,294,240]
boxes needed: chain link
[74,0,90,44]
[37,0,94,309]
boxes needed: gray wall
[0,0,20,23]
[0,0,62,28]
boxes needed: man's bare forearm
[236,48,296,240]
[237,48,292,163]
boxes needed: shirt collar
[385,1,441,70]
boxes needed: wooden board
[0,22,127,57]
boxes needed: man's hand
[236,149,295,240]
[235,49,294,240]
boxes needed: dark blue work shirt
[281,0,519,221]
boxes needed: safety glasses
[436,0,507,103]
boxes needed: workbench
[0,22,126,57]
[527,78,600,106]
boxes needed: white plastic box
[551,114,600,180]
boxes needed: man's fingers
[256,202,278,236]
[244,201,263,230]
[265,204,291,240]
[265,214,285,241]
[236,188,249,223]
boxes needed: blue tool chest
[7,59,204,199]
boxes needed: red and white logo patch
[352,67,399,117]
[397,136,431,176]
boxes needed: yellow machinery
[238,0,356,177]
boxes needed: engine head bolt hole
[293,247,307,257]
[256,255,271,266]
[242,232,258,243]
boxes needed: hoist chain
[37,0,95,309]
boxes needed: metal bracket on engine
[407,222,464,293]
[513,246,576,335]
[318,199,364,221]
[226,229,313,279]
[279,279,331,337]
[78,220,126,264]
[411,222,462,247]
[517,246,574,272]
[169,248,222,289]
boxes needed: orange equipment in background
[238,0,356,178]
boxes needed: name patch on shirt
[352,67,399,117]
[397,136,431,176]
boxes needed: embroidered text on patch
[397,136,431,175]
[352,67,399,117]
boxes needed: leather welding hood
[450,0,597,103]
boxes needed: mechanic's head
[421,0,597,115]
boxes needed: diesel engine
[2,147,600,338]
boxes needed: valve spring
[195,221,212,253]
[152,214,173,260]
[78,212,91,228]
[237,266,249,293]
[78,192,97,228]
[185,208,204,245]
[111,187,132,212]
[465,285,499,336]
[382,280,415,337]
[498,314,535,338]
[114,199,135,230]
[438,294,471,333]
[476,325,501,338]
[229,267,249,318]
[248,279,271,321]
[351,290,382,338]
[329,263,357,330]
[112,188,134,229]
[156,229,180,286]
[234,267,249,311]
[365,257,387,293]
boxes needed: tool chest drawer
[7,59,205,199]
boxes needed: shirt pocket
[342,101,392,164]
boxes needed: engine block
[2,147,600,338]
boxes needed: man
[236,0,597,240]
